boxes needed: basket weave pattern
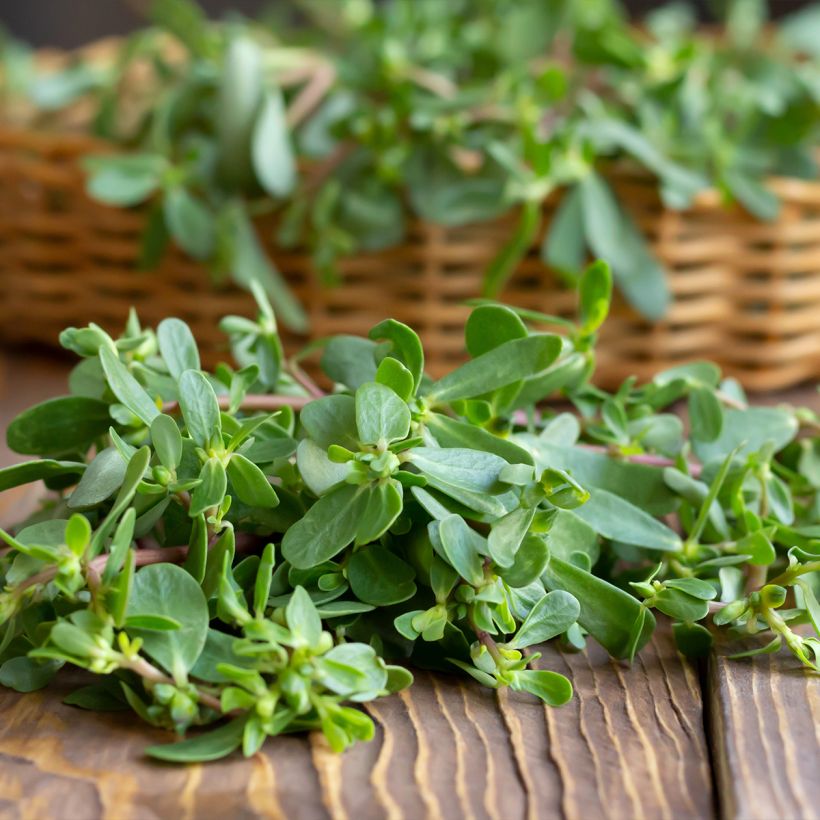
[1,126,818,390]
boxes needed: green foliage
[1,276,818,764]
[7,0,819,325]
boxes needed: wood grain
[0,632,713,820]
[708,643,820,820]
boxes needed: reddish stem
[163,394,312,414]
[578,445,703,478]
[287,360,325,399]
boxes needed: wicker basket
[1,123,819,390]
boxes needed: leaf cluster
[0,261,818,762]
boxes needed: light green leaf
[0,459,85,492]
[321,336,378,390]
[521,439,677,515]
[507,590,580,649]
[189,458,227,517]
[178,370,221,450]
[296,438,351,496]
[542,184,585,274]
[126,563,209,678]
[68,447,126,510]
[252,89,296,198]
[150,414,183,471]
[407,447,507,494]
[300,394,358,450]
[434,515,485,586]
[99,346,159,426]
[465,304,528,358]
[227,454,279,508]
[157,318,200,380]
[286,586,322,649]
[355,382,410,445]
[355,480,403,545]
[84,154,165,206]
[511,668,572,706]
[426,413,534,466]
[694,408,798,462]
[488,507,536,568]
[578,259,612,334]
[164,187,214,260]
[498,534,549,587]
[375,357,414,402]
[542,555,656,659]
[573,489,681,551]
[689,386,723,442]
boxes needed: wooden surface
[708,647,820,820]
[0,351,818,820]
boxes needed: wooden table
[0,350,817,820]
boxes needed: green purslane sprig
[0,260,818,762]
[3,0,819,326]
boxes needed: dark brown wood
[708,643,820,820]
[0,632,713,820]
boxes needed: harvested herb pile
[4,0,820,325]
[0,263,818,762]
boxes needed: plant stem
[768,560,820,588]
[578,444,703,477]
[745,565,768,594]
[287,359,325,398]
[715,390,747,411]
[123,656,224,712]
[163,394,312,414]
[467,610,504,666]
[286,61,336,127]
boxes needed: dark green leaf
[368,319,424,392]
[7,397,111,456]
[282,484,369,569]
[542,555,656,658]
[428,336,561,402]
[0,459,85,492]
[146,718,246,762]
[347,547,417,606]
[465,304,528,358]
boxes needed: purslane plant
[3,0,819,326]
[0,262,818,762]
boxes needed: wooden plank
[708,645,820,820]
[0,626,712,820]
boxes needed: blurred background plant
[1,0,819,353]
